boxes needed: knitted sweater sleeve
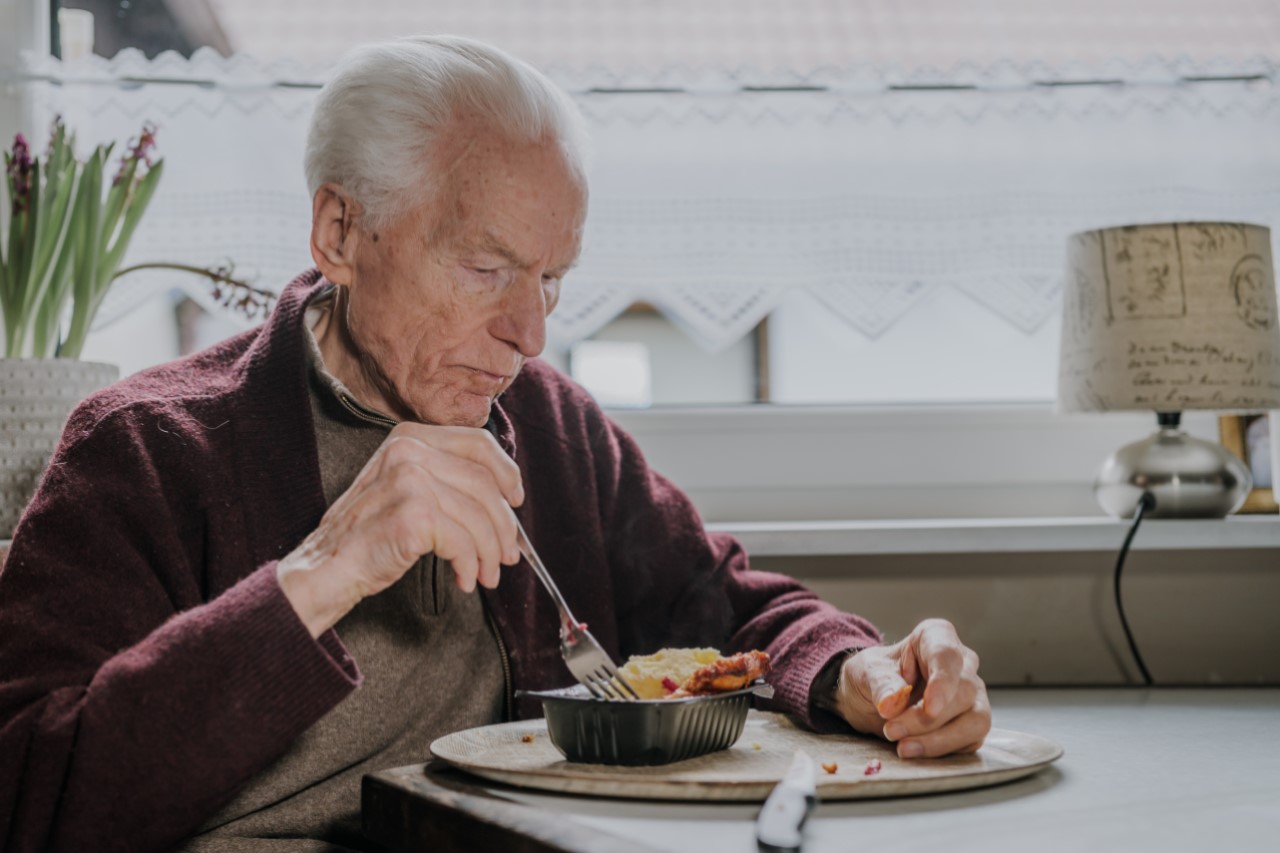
[0,403,359,853]
[592,411,881,733]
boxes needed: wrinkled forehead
[434,112,587,195]
[427,124,588,248]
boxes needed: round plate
[431,710,1063,802]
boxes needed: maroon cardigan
[0,270,880,852]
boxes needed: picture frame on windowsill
[1218,414,1280,514]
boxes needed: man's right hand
[277,422,525,637]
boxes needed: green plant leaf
[61,151,105,359]
[47,178,93,358]
[100,159,162,279]
[60,160,163,359]
[1,149,13,302]
[22,151,78,331]
[31,159,82,359]
[1,170,19,321]
[6,161,41,355]
[100,160,135,249]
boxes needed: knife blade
[756,749,817,852]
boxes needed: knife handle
[756,790,815,852]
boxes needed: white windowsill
[610,404,1236,523]
[708,515,1280,556]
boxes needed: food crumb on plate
[864,759,882,776]
[821,762,838,774]
[521,734,535,744]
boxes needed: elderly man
[0,37,989,852]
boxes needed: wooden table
[363,688,1280,853]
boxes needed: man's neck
[311,286,405,420]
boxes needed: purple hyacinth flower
[6,133,34,215]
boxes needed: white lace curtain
[17,48,1280,351]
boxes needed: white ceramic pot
[0,359,119,538]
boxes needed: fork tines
[582,664,641,702]
[567,626,641,701]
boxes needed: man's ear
[310,184,363,286]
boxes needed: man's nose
[496,273,548,357]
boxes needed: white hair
[304,35,588,229]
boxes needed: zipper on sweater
[331,385,513,716]
[335,392,397,429]
[483,599,514,721]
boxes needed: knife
[756,749,817,852]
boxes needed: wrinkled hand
[278,422,524,637]
[834,618,990,758]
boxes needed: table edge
[362,761,654,853]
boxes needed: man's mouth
[460,366,511,387]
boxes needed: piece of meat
[680,650,771,695]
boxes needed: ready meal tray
[518,683,761,766]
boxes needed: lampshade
[1058,222,1280,413]
[1057,222,1280,518]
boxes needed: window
[1,1,1267,519]
[35,1,1280,410]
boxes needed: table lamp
[1057,222,1280,518]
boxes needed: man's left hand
[832,618,991,758]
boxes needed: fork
[515,519,640,701]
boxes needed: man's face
[345,124,586,427]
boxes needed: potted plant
[0,120,274,537]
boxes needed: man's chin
[414,393,498,428]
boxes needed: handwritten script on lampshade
[1057,222,1280,413]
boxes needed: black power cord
[1114,492,1156,686]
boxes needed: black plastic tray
[518,682,773,766]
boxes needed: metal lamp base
[1094,412,1252,519]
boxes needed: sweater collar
[230,269,332,564]
[487,398,518,460]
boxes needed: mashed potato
[619,647,723,700]
[620,648,771,699]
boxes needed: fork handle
[515,520,579,631]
